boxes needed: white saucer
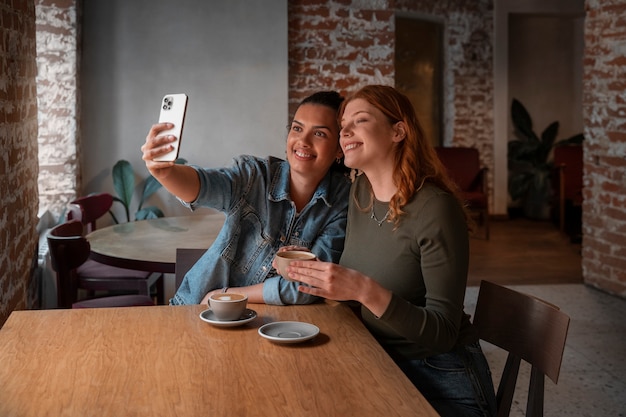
[258,321,319,344]
[199,308,257,327]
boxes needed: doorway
[395,16,444,147]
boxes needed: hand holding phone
[154,93,188,162]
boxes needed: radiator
[36,210,57,309]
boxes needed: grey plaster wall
[81,0,287,217]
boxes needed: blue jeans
[397,342,497,417]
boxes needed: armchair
[47,220,155,308]
[67,192,164,303]
[552,145,583,241]
[435,146,489,239]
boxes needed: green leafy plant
[110,158,186,223]
[508,98,583,219]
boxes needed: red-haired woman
[287,85,497,417]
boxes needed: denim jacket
[170,155,350,305]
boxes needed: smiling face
[340,98,404,173]
[286,103,342,184]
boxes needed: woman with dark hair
[141,91,350,306]
[286,85,497,417]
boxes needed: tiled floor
[464,283,626,417]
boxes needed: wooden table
[86,214,225,273]
[0,302,438,417]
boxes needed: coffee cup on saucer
[274,250,316,279]
[208,292,248,321]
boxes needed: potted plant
[507,99,583,220]
[110,158,186,223]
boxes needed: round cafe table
[86,213,225,274]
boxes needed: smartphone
[154,93,188,162]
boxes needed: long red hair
[339,85,470,227]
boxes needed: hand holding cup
[274,250,317,280]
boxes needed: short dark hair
[299,91,344,113]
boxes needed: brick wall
[36,0,80,220]
[395,1,494,152]
[287,1,395,115]
[582,0,626,296]
[0,0,39,326]
[288,0,495,200]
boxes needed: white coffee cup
[209,292,248,321]
[274,250,317,280]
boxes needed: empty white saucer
[199,308,257,327]
[258,321,319,344]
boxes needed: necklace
[370,206,390,227]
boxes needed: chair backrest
[47,220,92,308]
[473,280,570,417]
[175,248,207,290]
[435,146,482,191]
[553,145,583,201]
[67,193,114,233]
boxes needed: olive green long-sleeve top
[339,175,477,361]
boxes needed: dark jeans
[397,342,497,417]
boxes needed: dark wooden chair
[67,192,114,233]
[435,146,489,239]
[66,192,164,303]
[552,145,583,240]
[175,248,207,291]
[47,220,155,308]
[473,280,570,417]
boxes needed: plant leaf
[135,206,164,221]
[541,121,560,149]
[112,160,135,210]
[511,99,537,141]
[508,139,540,165]
[139,176,162,210]
[111,195,131,223]
[507,99,583,219]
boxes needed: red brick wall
[395,1,494,152]
[288,0,495,198]
[287,1,395,115]
[0,0,39,326]
[582,0,626,296]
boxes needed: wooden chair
[435,146,489,239]
[175,248,207,290]
[47,220,155,308]
[67,192,164,303]
[552,145,583,239]
[473,280,570,417]
[67,192,114,233]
